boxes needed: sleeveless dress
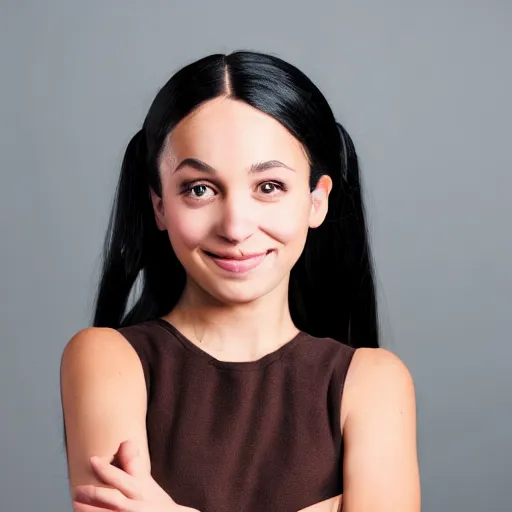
[118,318,355,512]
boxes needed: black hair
[93,50,379,349]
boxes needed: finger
[72,501,118,512]
[73,484,135,511]
[298,495,343,512]
[115,440,138,472]
[116,440,146,477]
[89,457,141,499]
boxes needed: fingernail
[90,456,100,465]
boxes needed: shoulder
[352,347,413,385]
[61,326,140,373]
[341,347,416,428]
[60,326,148,403]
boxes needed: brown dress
[119,318,355,512]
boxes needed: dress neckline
[152,318,307,371]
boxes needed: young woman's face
[152,97,331,305]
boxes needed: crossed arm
[61,330,420,512]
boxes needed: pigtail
[93,128,184,328]
[290,123,379,348]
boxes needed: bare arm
[341,348,421,511]
[60,327,151,497]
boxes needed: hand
[72,440,200,512]
[298,494,343,512]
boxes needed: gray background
[1,1,510,511]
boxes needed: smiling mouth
[202,249,272,273]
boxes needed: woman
[61,50,421,511]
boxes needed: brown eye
[259,182,284,194]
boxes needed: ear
[309,174,332,229]
[150,189,166,231]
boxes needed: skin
[61,97,420,511]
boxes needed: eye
[259,181,285,195]
[181,182,216,200]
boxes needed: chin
[205,280,275,305]
[189,272,285,306]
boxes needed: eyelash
[179,181,287,199]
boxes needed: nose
[216,193,256,244]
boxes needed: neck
[164,277,298,362]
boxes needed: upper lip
[203,249,270,260]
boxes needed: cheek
[261,199,311,245]
[264,217,308,243]
[165,205,211,252]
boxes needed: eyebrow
[173,158,296,174]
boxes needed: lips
[202,250,270,274]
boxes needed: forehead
[162,97,309,172]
